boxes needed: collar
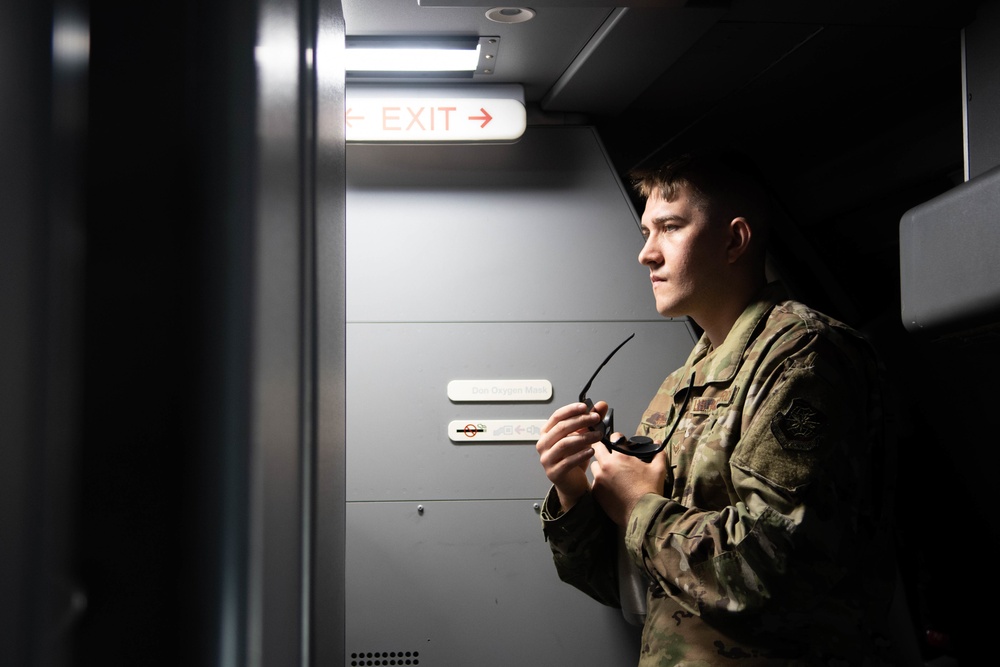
[681,282,789,387]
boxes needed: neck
[695,275,767,348]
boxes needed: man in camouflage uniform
[535,152,898,665]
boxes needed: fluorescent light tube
[346,44,481,72]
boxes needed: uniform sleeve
[540,486,622,608]
[623,332,885,625]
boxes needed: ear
[726,216,752,264]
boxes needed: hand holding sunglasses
[578,333,661,463]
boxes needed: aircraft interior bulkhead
[3,1,997,666]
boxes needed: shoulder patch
[770,398,825,451]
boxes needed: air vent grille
[349,650,420,666]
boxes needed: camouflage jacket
[542,283,898,666]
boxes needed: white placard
[447,379,552,402]
[448,420,547,442]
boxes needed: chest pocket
[639,375,736,449]
[669,385,741,509]
[637,381,681,441]
[680,385,737,441]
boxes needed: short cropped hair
[629,150,773,253]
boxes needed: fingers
[536,404,601,463]
[536,402,607,496]
[590,444,669,526]
[537,403,601,456]
[544,443,596,484]
[540,401,606,436]
[590,438,611,464]
[647,447,668,478]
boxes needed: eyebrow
[652,213,686,224]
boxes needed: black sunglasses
[579,333,661,462]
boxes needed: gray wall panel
[344,126,697,665]
[345,499,641,666]
[900,5,1000,336]
[346,320,693,502]
[899,162,1000,334]
[346,127,658,323]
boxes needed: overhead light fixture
[345,36,499,79]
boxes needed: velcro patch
[690,397,716,413]
[770,398,825,452]
[642,411,669,428]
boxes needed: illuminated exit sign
[345,84,526,143]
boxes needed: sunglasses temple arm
[578,332,636,402]
[580,333,635,408]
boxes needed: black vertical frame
[1,0,347,664]
[250,0,308,661]
[247,0,346,663]
[181,0,346,661]
[1,1,88,665]
[312,1,347,664]
[245,0,348,662]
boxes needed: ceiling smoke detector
[485,7,536,24]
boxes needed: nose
[638,234,659,267]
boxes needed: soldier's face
[638,187,729,321]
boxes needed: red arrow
[469,107,492,128]
[345,108,365,127]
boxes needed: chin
[654,297,690,320]
[656,304,682,319]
